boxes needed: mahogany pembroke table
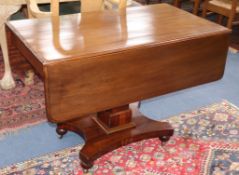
[6,4,230,170]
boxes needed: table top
[7,4,229,65]
[6,3,230,122]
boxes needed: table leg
[0,5,21,90]
[173,0,181,7]
[193,0,201,15]
[56,104,174,170]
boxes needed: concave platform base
[56,104,174,170]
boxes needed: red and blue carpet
[0,51,46,136]
[0,100,239,174]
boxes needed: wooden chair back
[202,0,239,28]
[26,0,127,18]
[26,0,127,55]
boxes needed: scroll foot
[81,160,93,174]
[56,127,68,139]
[83,169,89,174]
[159,135,171,146]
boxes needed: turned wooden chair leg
[0,26,16,90]
[227,0,238,29]
[202,0,209,17]
[202,7,207,17]
[173,0,181,7]
[227,12,236,29]
[0,5,21,90]
[193,0,201,15]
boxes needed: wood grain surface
[6,4,230,122]
[7,4,229,62]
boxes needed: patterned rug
[0,50,46,136]
[0,100,239,175]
